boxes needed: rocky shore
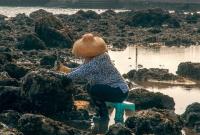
[0,8,200,134]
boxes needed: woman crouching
[54,33,129,133]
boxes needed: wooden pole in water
[135,45,138,71]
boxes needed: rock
[0,53,12,65]
[0,86,32,113]
[76,10,100,19]
[0,122,23,135]
[0,21,12,31]
[35,15,73,48]
[125,108,183,135]
[182,102,200,132]
[40,54,57,68]
[127,88,175,110]
[17,34,46,50]
[10,13,34,26]
[4,63,30,80]
[18,113,90,135]
[0,72,19,86]
[21,70,73,116]
[29,9,53,20]
[106,123,134,135]
[0,46,11,52]
[177,62,200,80]
[125,8,171,27]
[0,14,7,21]
[0,110,21,128]
[124,68,177,81]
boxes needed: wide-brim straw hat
[72,33,108,58]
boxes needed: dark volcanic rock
[21,70,73,116]
[0,46,11,52]
[127,88,175,110]
[76,10,100,19]
[40,54,57,68]
[124,68,177,81]
[4,63,30,80]
[125,108,183,135]
[182,102,200,132]
[0,86,31,113]
[125,9,171,27]
[0,53,12,65]
[0,14,7,21]
[10,13,34,27]
[17,34,46,50]
[0,72,19,86]
[35,15,73,48]
[18,113,89,135]
[177,62,200,80]
[0,110,21,128]
[0,122,23,135]
[106,123,133,135]
[29,9,53,20]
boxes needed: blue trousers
[87,84,128,119]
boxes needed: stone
[0,86,31,113]
[177,62,200,80]
[124,68,178,81]
[0,53,12,65]
[4,63,30,80]
[29,9,53,20]
[182,102,200,130]
[40,54,57,68]
[18,113,90,135]
[125,8,171,27]
[0,122,23,135]
[35,15,73,48]
[21,70,73,116]
[127,88,175,110]
[17,34,46,50]
[106,123,134,135]
[0,110,21,128]
[76,10,100,19]
[0,72,19,86]
[125,108,183,135]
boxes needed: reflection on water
[109,45,200,115]
[109,45,200,74]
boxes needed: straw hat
[72,33,107,58]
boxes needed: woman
[54,33,129,126]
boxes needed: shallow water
[0,6,128,17]
[109,45,200,115]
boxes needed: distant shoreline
[0,2,200,11]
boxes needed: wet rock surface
[18,113,90,135]
[182,102,200,133]
[0,86,31,113]
[177,62,200,80]
[0,110,21,128]
[127,88,175,110]
[35,15,74,48]
[124,68,178,81]
[17,34,46,50]
[0,122,23,135]
[106,123,134,135]
[125,108,183,135]
[21,70,73,116]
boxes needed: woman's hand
[54,61,71,73]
